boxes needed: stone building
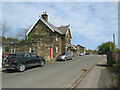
[76,44,86,55]
[3,12,72,60]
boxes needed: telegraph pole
[113,34,115,50]
[113,34,115,44]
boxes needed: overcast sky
[1,2,118,50]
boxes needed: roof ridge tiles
[26,16,70,35]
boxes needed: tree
[86,49,98,54]
[97,42,116,54]
[0,21,11,37]
[2,36,18,45]
[16,27,30,40]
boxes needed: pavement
[75,55,112,88]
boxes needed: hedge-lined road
[2,55,102,88]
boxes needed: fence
[106,51,120,66]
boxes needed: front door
[50,48,53,59]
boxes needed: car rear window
[7,54,17,59]
[59,52,66,55]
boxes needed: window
[69,52,71,55]
[30,48,34,53]
[24,53,31,58]
[18,54,24,58]
[11,49,15,54]
[56,37,58,41]
[60,52,66,55]
[67,52,71,56]
[5,47,9,52]
[56,46,58,53]
[69,52,72,56]
[31,53,37,58]
[66,52,69,56]
[7,54,17,59]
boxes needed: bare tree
[16,27,30,40]
[0,21,11,37]
[0,21,12,45]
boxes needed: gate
[106,51,113,67]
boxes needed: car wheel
[40,60,45,67]
[64,58,67,61]
[71,57,73,60]
[17,64,25,72]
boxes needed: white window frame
[56,37,58,41]
[11,48,15,54]
[30,48,34,53]
[56,46,58,53]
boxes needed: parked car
[56,52,73,61]
[78,53,84,56]
[2,52,10,65]
[86,52,92,55]
[3,53,45,72]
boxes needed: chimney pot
[41,11,48,22]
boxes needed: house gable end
[27,19,55,42]
[26,17,55,36]
[66,29,72,39]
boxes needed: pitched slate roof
[46,21,62,34]
[77,44,85,48]
[26,17,62,35]
[57,25,70,35]
[26,16,70,36]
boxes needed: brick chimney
[41,12,48,22]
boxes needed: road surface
[76,55,111,88]
[2,55,102,88]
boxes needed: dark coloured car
[56,52,73,61]
[3,53,45,72]
[86,52,92,55]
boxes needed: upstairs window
[56,37,58,41]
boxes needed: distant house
[68,44,77,56]
[76,44,86,55]
[3,12,73,60]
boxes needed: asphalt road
[2,55,102,88]
[76,55,110,88]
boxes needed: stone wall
[113,51,120,64]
